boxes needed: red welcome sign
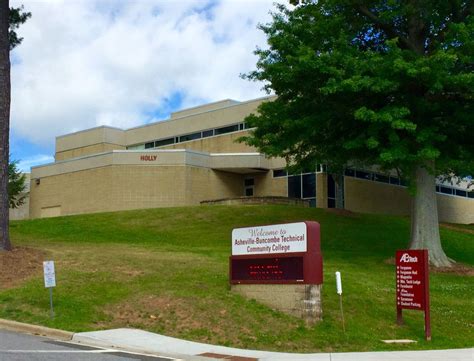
[396,249,431,340]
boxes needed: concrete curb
[0,319,73,341]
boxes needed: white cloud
[10,0,281,147]
[17,155,55,173]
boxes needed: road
[0,329,176,361]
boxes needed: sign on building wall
[230,221,323,284]
[396,249,431,340]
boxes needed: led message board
[396,249,431,340]
[230,222,322,284]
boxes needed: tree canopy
[242,1,473,266]
[8,160,27,209]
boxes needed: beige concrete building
[30,96,474,223]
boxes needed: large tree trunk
[0,1,11,251]
[409,161,451,267]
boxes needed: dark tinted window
[155,138,174,147]
[374,173,389,183]
[273,169,287,178]
[302,174,316,198]
[468,192,474,199]
[288,175,301,198]
[215,124,239,135]
[245,188,254,196]
[356,170,372,180]
[244,178,254,187]
[202,129,214,137]
[455,189,467,197]
[344,168,355,177]
[327,174,336,198]
[179,132,201,142]
[389,176,400,185]
[328,198,336,208]
[145,142,154,149]
[440,186,452,195]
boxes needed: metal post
[339,294,345,333]
[49,287,54,319]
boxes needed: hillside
[2,205,473,352]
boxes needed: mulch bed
[0,247,46,289]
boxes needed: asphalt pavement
[0,329,177,361]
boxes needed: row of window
[345,168,474,199]
[127,122,249,150]
[273,167,473,200]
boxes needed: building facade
[30,96,474,223]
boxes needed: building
[29,96,474,223]
[9,173,30,221]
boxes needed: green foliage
[9,5,31,50]
[8,160,26,209]
[242,1,474,181]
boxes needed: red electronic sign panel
[231,257,304,282]
[395,249,431,340]
[230,221,322,285]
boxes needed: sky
[10,0,285,172]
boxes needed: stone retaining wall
[201,196,309,207]
[231,284,322,324]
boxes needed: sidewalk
[72,328,474,361]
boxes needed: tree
[0,3,31,251]
[242,1,473,267]
[8,160,26,208]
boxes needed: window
[155,138,174,147]
[390,176,400,185]
[244,178,254,197]
[344,168,355,177]
[455,189,467,197]
[440,186,453,195]
[468,192,474,199]
[179,132,201,142]
[302,174,316,198]
[244,178,254,187]
[273,169,287,178]
[127,144,145,150]
[145,142,155,149]
[288,175,302,199]
[215,124,239,135]
[239,123,244,130]
[373,173,390,183]
[202,129,214,137]
[355,170,372,180]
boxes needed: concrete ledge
[201,196,310,207]
[0,318,73,341]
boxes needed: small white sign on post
[43,260,56,318]
[43,261,56,288]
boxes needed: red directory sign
[396,249,431,340]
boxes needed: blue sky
[10,0,283,172]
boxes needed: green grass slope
[3,205,473,352]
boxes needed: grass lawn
[2,205,473,352]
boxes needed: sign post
[395,250,430,341]
[43,261,56,319]
[335,271,345,333]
